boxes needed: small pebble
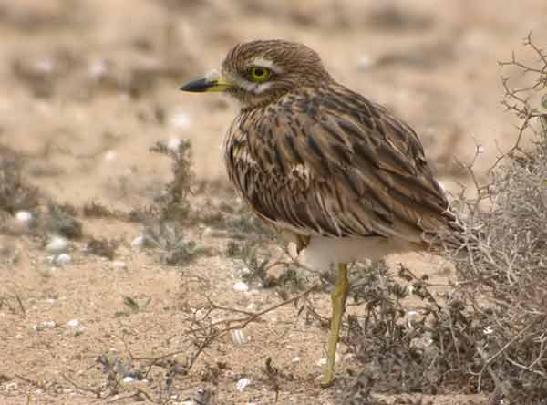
[407,310,418,320]
[230,328,249,345]
[66,319,80,328]
[15,211,33,225]
[4,382,17,390]
[50,253,71,266]
[46,235,68,254]
[232,281,249,292]
[122,376,135,383]
[406,310,418,328]
[34,320,56,331]
[235,378,252,392]
[291,356,301,363]
[131,235,145,248]
[316,358,327,367]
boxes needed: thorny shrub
[343,34,546,404]
[140,139,212,265]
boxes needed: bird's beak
[179,75,233,93]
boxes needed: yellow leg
[321,263,348,387]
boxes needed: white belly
[299,235,417,272]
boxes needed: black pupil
[254,68,265,77]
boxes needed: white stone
[122,376,135,383]
[43,320,56,328]
[291,356,301,363]
[66,319,80,328]
[15,211,33,225]
[4,382,17,390]
[316,357,327,367]
[232,281,249,292]
[54,253,71,266]
[46,235,68,254]
[235,378,251,392]
[131,235,145,247]
[34,320,56,331]
[230,328,249,345]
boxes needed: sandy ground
[0,0,546,404]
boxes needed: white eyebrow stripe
[250,57,284,73]
[205,69,221,80]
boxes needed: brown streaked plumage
[180,39,458,387]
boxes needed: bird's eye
[248,66,271,83]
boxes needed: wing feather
[225,84,455,243]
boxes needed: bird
[180,39,457,387]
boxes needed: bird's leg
[321,263,348,387]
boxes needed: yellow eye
[249,67,271,82]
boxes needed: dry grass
[0,146,39,215]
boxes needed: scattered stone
[46,235,68,253]
[316,358,327,367]
[235,377,251,392]
[66,319,80,328]
[48,253,71,266]
[232,281,249,292]
[131,235,145,248]
[230,328,249,345]
[14,211,33,225]
[34,320,56,331]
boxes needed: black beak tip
[180,78,210,92]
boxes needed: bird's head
[180,39,332,108]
